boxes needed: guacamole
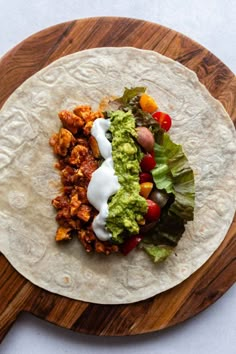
[106,110,147,242]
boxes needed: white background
[0,1,235,353]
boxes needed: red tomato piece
[150,150,155,158]
[152,112,172,131]
[145,199,161,223]
[139,172,153,184]
[121,234,144,255]
[140,154,156,172]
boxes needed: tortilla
[0,47,235,304]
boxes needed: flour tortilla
[0,47,235,304]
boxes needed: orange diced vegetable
[139,94,158,113]
[140,182,153,199]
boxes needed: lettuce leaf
[141,133,195,262]
[141,208,185,246]
[141,244,173,263]
[152,133,195,221]
[116,87,146,105]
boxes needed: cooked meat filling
[50,105,119,255]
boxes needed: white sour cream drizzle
[87,118,120,241]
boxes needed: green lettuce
[116,86,146,105]
[151,133,195,221]
[142,244,173,263]
[140,208,185,258]
[140,133,195,262]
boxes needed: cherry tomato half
[145,199,161,223]
[139,172,153,184]
[152,112,172,131]
[140,154,156,172]
[150,150,155,159]
[121,234,144,255]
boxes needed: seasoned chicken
[55,226,72,241]
[89,136,100,158]
[83,121,94,136]
[69,144,88,166]
[80,155,98,180]
[59,110,85,134]
[78,228,119,255]
[73,105,92,122]
[52,195,69,209]
[50,105,119,255]
[73,105,104,123]
[49,128,75,156]
[77,204,92,222]
[73,186,88,203]
[70,193,82,216]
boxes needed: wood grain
[0,17,235,341]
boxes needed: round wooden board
[0,17,235,341]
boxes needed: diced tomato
[139,172,153,184]
[121,234,144,255]
[140,154,156,172]
[152,112,172,131]
[145,199,161,222]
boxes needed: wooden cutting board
[0,17,235,341]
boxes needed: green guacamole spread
[106,110,147,242]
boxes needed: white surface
[0,0,235,353]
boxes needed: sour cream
[87,118,120,241]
